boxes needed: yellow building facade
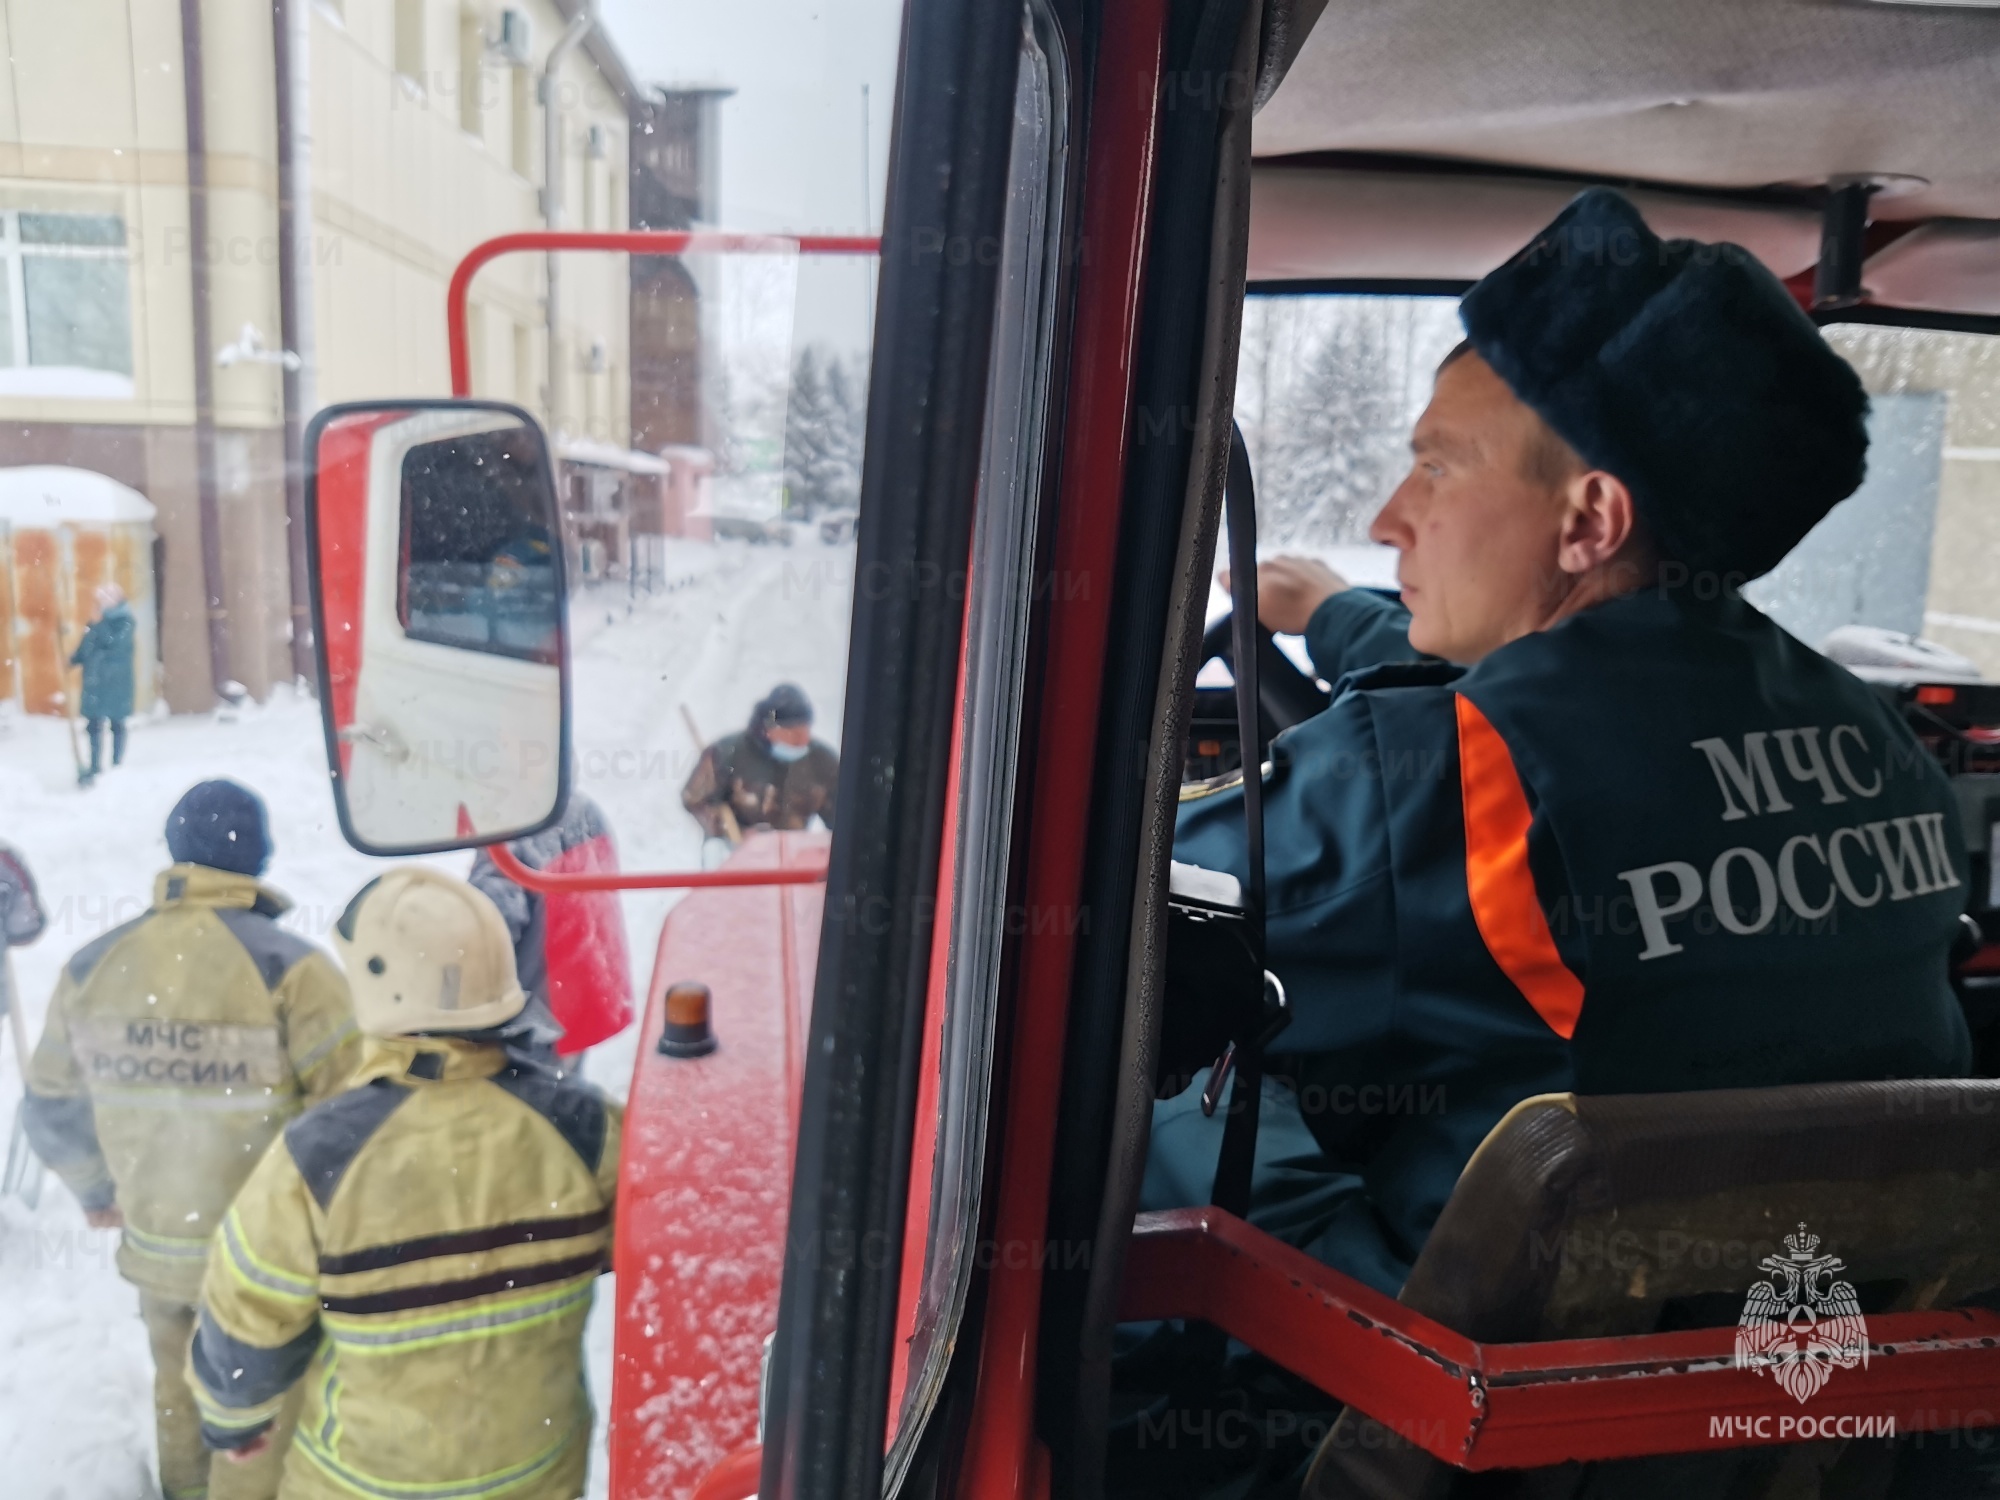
[0,0,636,710]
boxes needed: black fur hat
[1459,188,1869,582]
[166,779,271,876]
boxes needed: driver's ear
[1556,470,1637,575]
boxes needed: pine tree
[1240,298,1461,548]
[783,345,868,517]
[1260,302,1407,543]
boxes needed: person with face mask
[679,682,840,851]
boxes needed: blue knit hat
[1459,188,1870,582]
[165,780,271,876]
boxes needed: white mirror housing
[307,400,570,856]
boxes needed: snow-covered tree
[783,345,868,517]
[1238,298,1461,548]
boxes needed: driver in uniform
[1147,189,1973,1300]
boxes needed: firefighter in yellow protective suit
[22,780,359,1500]
[188,866,624,1500]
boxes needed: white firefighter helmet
[334,868,526,1036]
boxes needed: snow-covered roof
[555,437,670,477]
[0,466,155,526]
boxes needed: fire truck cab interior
[304,2,2000,1499]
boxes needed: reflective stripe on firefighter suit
[188,1034,623,1500]
[1157,589,1973,1297]
[22,863,358,1500]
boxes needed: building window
[0,210,134,398]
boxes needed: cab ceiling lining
[1238,277,2000,337]
[1246,166,2000,317]
[1254,0,2000,223]
[1245,167,1825,283]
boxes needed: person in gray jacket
[467,790,618,1061]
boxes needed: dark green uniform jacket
[1299,588,1427,681]
[1166,589,1972,1296]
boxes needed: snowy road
[0,535,855,1497]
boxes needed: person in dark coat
[71,581,137,784]
[681,683,839,849]
[1146,189,1973,1301]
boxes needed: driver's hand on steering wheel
[1219,555,1349,635]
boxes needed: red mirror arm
[482,836,826,893]
[456,806,828,892]
[448,230,882,396]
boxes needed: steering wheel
[1197,613,1332,757]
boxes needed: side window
[397,425,561,664]
[0,210,134,395]
[1755,324,2000,674]
[886,8,1069,1475]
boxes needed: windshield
[1235,295,2000,684]
[0,3,901,1497]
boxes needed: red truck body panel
[608,832,827,1499]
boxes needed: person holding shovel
[679,683,840,861]
[71,581,136,786]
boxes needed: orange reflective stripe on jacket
[1455,693,1585,1039]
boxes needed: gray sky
[598,0,904,354]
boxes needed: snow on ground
[0,533,855,1497]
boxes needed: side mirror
[306,400,570,855]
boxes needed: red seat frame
[1121,1208,2000,1468]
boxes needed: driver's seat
[1302,1078,2000,1499]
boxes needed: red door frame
[957,4,1172,1491]
[1125,1208,2000,1467]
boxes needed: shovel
[55,564,93,787]
[2,958,43,1207]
